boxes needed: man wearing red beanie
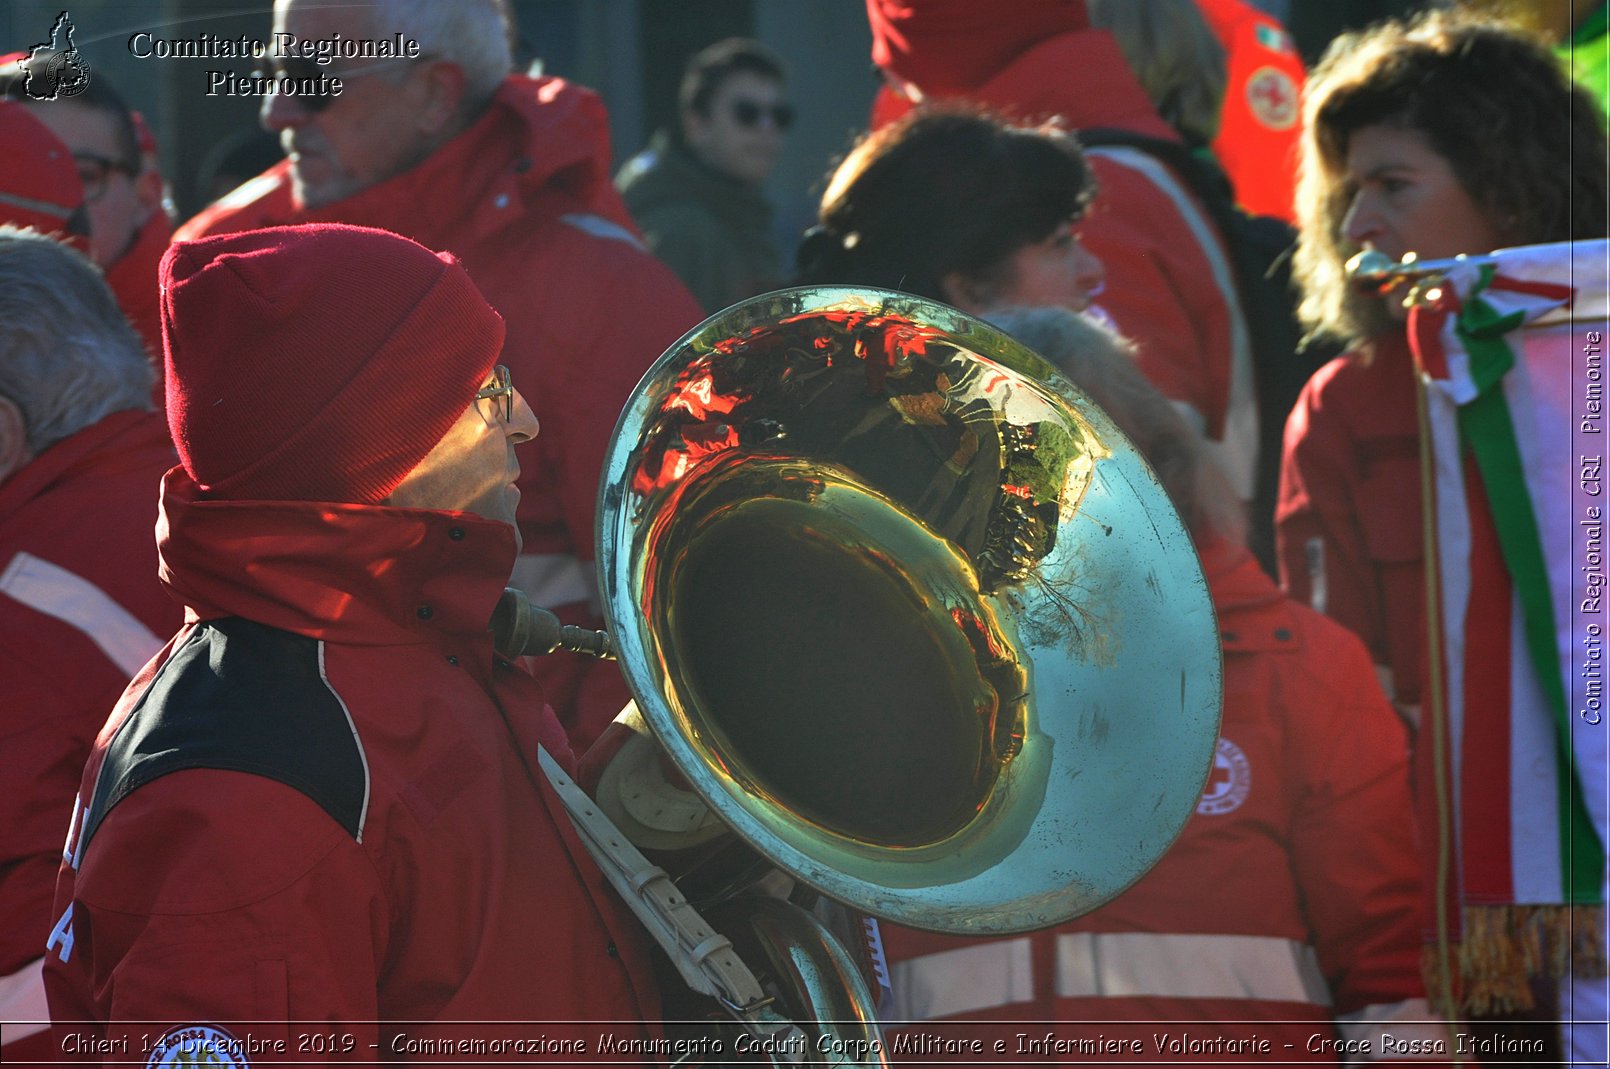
[42,224,664,1060]
[864,0,1260,538]
[176,0,704,752]
[0,101,90,251]
[1,58,174,368]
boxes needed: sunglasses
[73,152,138,202]
[252,54,424,113]
[475,365,516,424]
[731,99,795,131]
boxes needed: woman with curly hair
[1278,11,1607,1062]
[1281,10,1605,720]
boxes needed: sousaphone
[499,287,1223,1062]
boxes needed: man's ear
[133,165,166,222]
[417,60,469,135]
[0,396,33,484]
[681,108,709,152]
[939,270,992,315]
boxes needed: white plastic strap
[536,747,808,1058]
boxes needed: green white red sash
[1409,239,1609,1011]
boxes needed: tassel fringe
[1423,905,1608,1015]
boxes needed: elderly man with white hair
[0,228,179,1063]
[179,0,704,751]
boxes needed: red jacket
[1276,333,1424,706]
[1196,0,1305,222]
[104,209,172,389]
[0,411,178,1064]
[176,75,705,751]
[43,470,662,1062]
[870,29,1252,487]
[880,540,1442,1065]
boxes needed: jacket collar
[0,410,168,521]
[1198,535,1302,654]
[156,468,518,649]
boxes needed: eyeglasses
[252,53,428,113]
[475,365,515,423]
[731,99,795,131]
[73,152,137,202]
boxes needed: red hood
[156,468,518,649]
[871,29,1176,140]
[177,74,639,249]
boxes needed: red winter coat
[176,74,705,751]
[870,29,1253,492]
[1196,0,1305,223]
[43,470,662,1063]
[880,539,1443,1066]
[104,209,173,390]
[1276,333,1424,707]
[0,411,178,1064]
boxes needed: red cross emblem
[1246,67,1299,131]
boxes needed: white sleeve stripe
[560,212,646,251]
[888,932,1334,1021]
[1055,931,1331,1005]
[1086,146,1259,501]
[0,956,49,1044]
[887,938,1035,1020]
[1337,999,1450,1062]
[0,551,164,676]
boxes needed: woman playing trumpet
[1280,11,1605,725]
[1278,11,1607,1062]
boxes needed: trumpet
[1347,249,1501,292]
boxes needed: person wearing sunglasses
[0,58,174,366]
[43,224,671,1058]
[617,37,793,314]
[177,0,703,754]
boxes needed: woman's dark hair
[796,105,1095,304]
[1294,10,1609,345]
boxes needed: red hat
[0,100,89,250]
[866,0,1087,97]
[161,224,505,505]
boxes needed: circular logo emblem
[147,1025,250,1067]
[1245,66,1299,131]
[1197,737,1252,815]
[44,52,91,99]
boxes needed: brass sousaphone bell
[500,288,1223,1062]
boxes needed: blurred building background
[1,0,1422,269]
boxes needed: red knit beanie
[161,224,505,504]
[0,100,89,251]
[866,0,1087,96]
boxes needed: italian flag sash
[1409,239,1610,1012]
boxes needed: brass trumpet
[1347,249,1502,295]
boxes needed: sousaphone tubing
[505,287,1223,1060]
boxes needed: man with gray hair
[178,0,703,750]
[0,227,179,1063]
